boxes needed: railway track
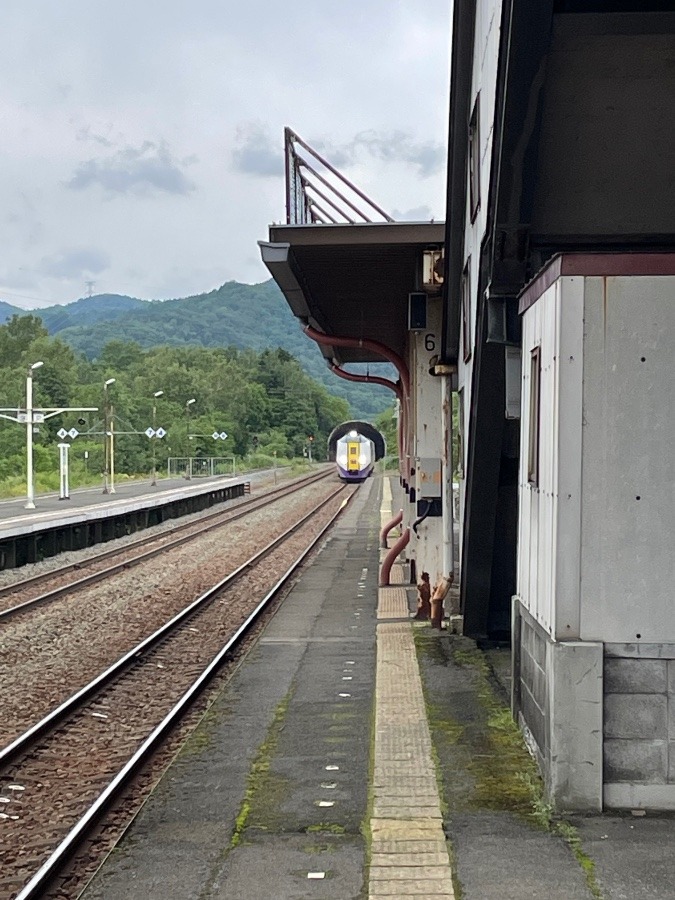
[1,480,356,899]
[0,468,332,620]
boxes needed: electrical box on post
[416,457,442,499]
[408,292,427,331]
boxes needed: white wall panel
[518,281,561,635]
[580,275,675,642]
[553,277,584,639]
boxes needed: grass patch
[302,842,337,854]
[229,689,293,847]
[447,638,547,823]
[415,631,604,898]
[175,706,218,757]
[556,822,604,899]
[305,823,346,835]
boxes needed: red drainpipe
[380,509,403,548]
[379,527,410,587]
[303,325,410,397]
[304,325,411,480]
[328,362,405,465]
[328,362,403,402]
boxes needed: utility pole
[0,363,97,510]
[25,361,42,509]
[185,398,196,479]
[151,390,164,486]
[102,379,116,494]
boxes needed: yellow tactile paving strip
[369,608,455,898]
[377,587,409,619]
[381,477,393,529]
[379,560,405,582]
[388,564,403,584]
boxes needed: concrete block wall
[514,620,675,810]
[513,600,604,811]
[604,648,675,809]
[513,604,549,766]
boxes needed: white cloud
[0,0,450,305]
[67,141,197,197]
[36,247,111,280]
[232,124,284,178]
[392,205,436,221]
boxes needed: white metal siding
[553,278,584,639]
[518,281,560,635]
[517,276,584,637]
[580,275,675,643]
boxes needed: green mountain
[0,300,23,323]
[5,282,394,420]
[37,294,147,332]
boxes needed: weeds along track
[0,481,357,900]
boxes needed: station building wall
[456,0,503,558]
[513,262,675,810]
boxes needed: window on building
[527,347,541,486]
[462,259,472,362]
[469,94,480,221]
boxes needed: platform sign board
[68,428,79,439]
[155,427,166,438]
[145,427,155,438]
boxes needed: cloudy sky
[1,1,451,308]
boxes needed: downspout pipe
[379,527,410,587]
[328,362,403,403]
[380,509,403,549]
[303,324,410,398]
[329,362,405,469]
[305,324,411,482]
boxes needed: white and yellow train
[335,431,376,482]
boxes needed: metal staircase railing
[284,127,394,225]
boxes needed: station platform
[0,474,257,571]
[81,475,675,900]
[0,473,253,529]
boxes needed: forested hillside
[0,281,394,420]
[0,314,357,492]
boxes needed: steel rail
[0,470,332,620]
[12,484,355,900]
[0,469,329,599]
[0,482,348,767]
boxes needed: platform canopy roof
[259,221,445,365]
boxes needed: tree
[0,315,49,368]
